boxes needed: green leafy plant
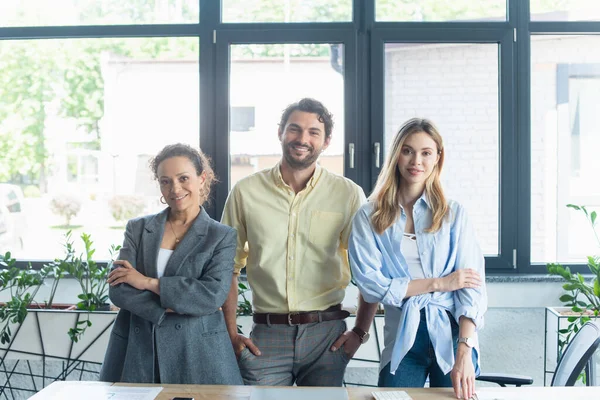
[60,232,120,342]
[236,281,252,334]
[1,233,121,346]
[547,204,600,381]
[0,252,46,344]
[38,250,71,309]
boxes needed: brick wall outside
[385,43,500,256]
[385,36,600,263]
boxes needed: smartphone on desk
[171,397,194,400]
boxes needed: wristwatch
[351,327,370,344]
[457,336,475,348]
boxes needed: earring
[160,196,167,204]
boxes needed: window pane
[376,0,506,22]
[384,43,499,256]
[229,43,344,188]
[531,0,600,21]
[0,37,199,261]
[222,0,351,23]
[531,35,600,263]
[0,0,199,27]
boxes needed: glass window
[531,0,600,21]
[0,0,199,27]
[383,42,499,256]
[376,0,506,22]
[229,43,345,188]
[231,106,256,132]
[531,35,600,263]
[222,0,352,23]
[0,37,199,260]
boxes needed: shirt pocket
[308,211,345,247]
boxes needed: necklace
[169,220,181,244]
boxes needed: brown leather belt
[253,304,350,326]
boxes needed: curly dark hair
[278,98,334,139]
[149,143,216,205]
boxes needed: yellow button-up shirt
[221,163,366,314]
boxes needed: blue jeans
[378,309,475,388]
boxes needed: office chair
[476,320,600,387]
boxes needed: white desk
[29,381,600,400]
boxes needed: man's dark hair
[278,98,334,139]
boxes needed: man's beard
[282,142,321,170]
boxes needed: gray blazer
[99,207,242,385]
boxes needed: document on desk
[250,387,349,400]
[474,391,524,400]
[56,384,163,400]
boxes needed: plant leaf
[559,294,574,302]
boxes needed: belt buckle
[287,312,299,326]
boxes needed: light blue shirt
[349,195,487,376]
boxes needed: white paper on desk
[474,391,524,400]
[55,385,163,400]
[250,387,349,400]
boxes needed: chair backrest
[551,320,600,386]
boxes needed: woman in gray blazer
[99,143,243,385]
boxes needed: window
[383,42,500,256]
[228,43,345,189]
[222,0,352,23]
[531,35,600,263]
[2,1,598,272]
[531,0,600,21]
[0,0,199,26]
[0,37,199,260]
[376,0,506,22]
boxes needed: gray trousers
[238,319,350,386]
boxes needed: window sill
[485,274,568,283]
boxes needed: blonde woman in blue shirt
[349,118,487,400]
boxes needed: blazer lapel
[163,207,209,277]
[142,209,168,278]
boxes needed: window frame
[524,3,600,274]
[1,0,598,274]
[212,26,359,219]
[369,24,516,271]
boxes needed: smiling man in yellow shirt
[221,98,378,386]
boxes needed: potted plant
[0,233,121,397]
[546,204,600,382]
[1,231,121,346]
[60,231,120,342]
[0,252,46,344]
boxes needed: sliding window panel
[0,37,200,261]
[530,35,600,264]
[371,28,515,269]
[228,43,345,187]
[214,29,358,219]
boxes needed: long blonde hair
[369,118,448,234]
